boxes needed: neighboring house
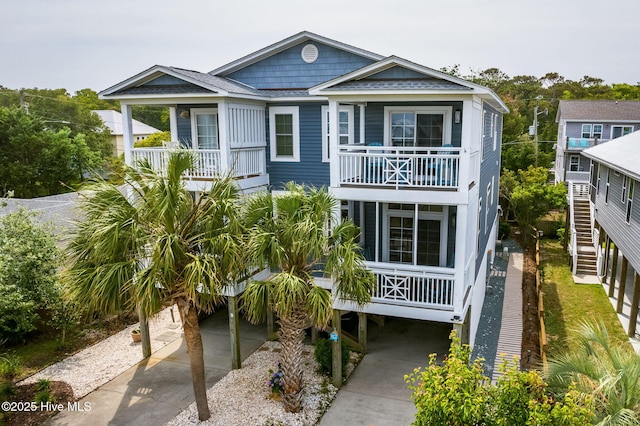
[555,100,640,280]
[99,31,508,346]
[93,110,161,156]
[582,132,640,338]
[554,100,640,184]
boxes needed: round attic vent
[301,44,319,63]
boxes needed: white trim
[321,105,354,162]
[269,106,300,162]
[190,108,219,150]
[383,106,452,147]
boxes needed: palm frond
[241,280,272,324]
[305,285,332,328]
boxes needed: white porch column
[453,204,469,311]
[359,104,366,144]
[329,100,340,188]
[169,106,178,142]
[218,101,231,173]
[457,99,475,191]
[121,103,134,166]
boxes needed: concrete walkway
[45,310,266,426]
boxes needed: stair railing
[568,182,578,274]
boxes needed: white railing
[131,147,265,180]
[568,182,578,274]
[365,262,455,309]
[337,145,461,190]
[565,171,590,183]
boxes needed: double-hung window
[321,105,354,162]
[191,108,219,149]
[592,124,603,139]
[581,124,592,139]
[569,155,580,172]
[269,106,300,162]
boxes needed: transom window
[191,108,218,149]
[269,106,300,162]
[384,107,452,148]
[321,105,354,162]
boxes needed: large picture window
[384,107,452,148]
[269,106,300,162]
[612,125,634,139]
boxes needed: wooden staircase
[572,198,597,276]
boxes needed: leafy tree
[64,151,246,421]
[500,166,566,245]
[0,107,102,197]
[131,105,170,131]
[502,135,554,173]
[405,331,595,426]
[241,183,374,413]
[134,131,172,148]
[0,208,61,343]
[547,321,640,425]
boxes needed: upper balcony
[335,144,476,194]
[565,137,599,151]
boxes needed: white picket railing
[337,145,461,190]
[131,147,265,179]
[365,262,455,309]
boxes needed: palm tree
[241,182,374,413]
[64,151,245,421]
[546,320,640,426]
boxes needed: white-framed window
[477,198,482,257]
[592,124,603,139]
[626,179,634,224]
[569,155,580,172]
[581,124,592,139]
[605,169,611,204]
[384,106,452,148]
[269,106,300,162]
[622,175,629,204]
[321,105,354,162]
[485,184,492,233]
[382,203,447,267]
[190,108,218,149]
[612,125,634,139]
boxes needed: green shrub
[556,227,565,241]
[0,355,21,380]
[34,389,55,404]
[134,131,171,148]
[498,221,511,239]
[0,380,15,400]
[35,379,51,392]
[314,337,349,376]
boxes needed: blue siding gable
[225,43,376,89]
[146,75,193,86]
[366,66,431,80]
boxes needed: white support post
[359,104,366,144]
[121,103,134,166]
[453,204,468,310]
[375,201,380,263]
[218,101,231,173]
[329,100,340,188]
[458,99,475,191]
[169,106,178,142]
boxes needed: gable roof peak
[209,31,384,76]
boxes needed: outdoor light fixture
[180,110,190,119]
[454,110,461,123]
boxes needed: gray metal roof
[558,100,640,121]
[325,78,470,91]
[168,67,264,96]
[583,130,640,180]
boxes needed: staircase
[572,196,597,276]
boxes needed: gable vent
[301,44,319,63]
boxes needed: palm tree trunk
[278,305,307,413]
[181,303,211,421]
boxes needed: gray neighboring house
[555,100,640,184]
[583,132,640,338]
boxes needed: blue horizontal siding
[266,103,330,189]
[175,104,217,146]
[367,66,427,80]
[226,42,375,89]
[146,75,192,86]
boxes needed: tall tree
[241,183,374,413]
[65,151,246,420]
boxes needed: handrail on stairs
[568,181,578,275]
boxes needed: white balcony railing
[337,145,460,190]
[131,147,265,180]
[365,262,455,310]
[566,171,590,183]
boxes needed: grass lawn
[541,239,630,357]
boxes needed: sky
[1,0,639,94]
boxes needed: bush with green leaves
[314,337,350,377]
[133,131,171,148]
[0,209,61,343]
[405,331,595,426]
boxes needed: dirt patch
[521,243,542,370]
[2,381,74,426]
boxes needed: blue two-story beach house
[100,31,508,346]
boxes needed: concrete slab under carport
[318,318,452,426]
[45,307,266,426]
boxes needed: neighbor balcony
[336,145,465,190]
